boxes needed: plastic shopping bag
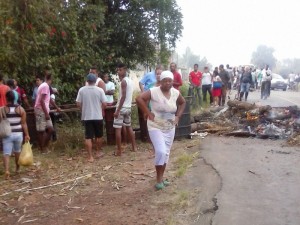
[18,142,33,166]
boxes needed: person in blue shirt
[6,79,20,105]
[139,65,163,92]
[138,65,163,150]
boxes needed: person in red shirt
[13,79,31,109]
[0,74,10,107]
[188,64,203,106]
[170,63,182,90]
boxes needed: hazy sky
[175,0,300,67]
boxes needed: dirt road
[197,135,300,225]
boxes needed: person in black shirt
[239,66,253,101]
[218,65,230,106]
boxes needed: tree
[178,47,211,70]
[0,0,107,102]
[251,45,277,69]
[276,58,300,76]
[0,0,183,103]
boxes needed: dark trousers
[50,112,57,141]
[202,84,213,104]
[188,86,202,106]
[266,80,271,96]
[261,81,271,99]
[219,85,227,106]
[137,107,149,142]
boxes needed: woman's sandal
[155,182,165,190]
[163,179,170,186]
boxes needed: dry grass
[0,118,201,224]
[175,153,194,177]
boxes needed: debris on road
[287,133,300,146]
[190,131,208,139]
[191,100,300,144]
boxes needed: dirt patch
[0,124,217,225]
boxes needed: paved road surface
[228,89,300,107]
[194,91,300,225]
[200,136,300,225]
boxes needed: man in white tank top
[113,63,137,156]
[87,66,106,92]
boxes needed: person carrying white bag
[1,90,30,180]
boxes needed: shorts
[84,120,103,139]
[35,108,53,132]
[2,133,23,156]
[113,108,131,129]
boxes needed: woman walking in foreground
[136,71,186,190]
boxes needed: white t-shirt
[105,81,115,103]
[85,77,103,87]
[262,69,272,81]
[76,85,106,120]
[202,72,212,85]
[289,73,296,82]
[147,87,179,131]
[116,77,133,108]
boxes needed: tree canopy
[251,45,277,70]
[178,47,211,70]
[276,58,300,76]
[0,0,183,103]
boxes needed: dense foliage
[0,0,183,103]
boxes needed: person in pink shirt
[34,73,60,153]
[170,63,182,90]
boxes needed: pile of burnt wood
[191,100,300,141]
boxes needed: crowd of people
[76,63,186,190]
[183,63,279,108]
[0,61,287,189]
[0,63,187,192]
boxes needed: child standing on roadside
[212,76,222,107]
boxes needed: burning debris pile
[191,100,300,145]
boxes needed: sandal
[155,182,165,190]
[163,179,170,186]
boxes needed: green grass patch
[53,120,84,156]
[175,153,194,177]
[177,190,189,207]
[173,190,189,209]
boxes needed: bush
[180,83,189,97]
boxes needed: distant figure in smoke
[239,66,253,101]
[261,65,272,100]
